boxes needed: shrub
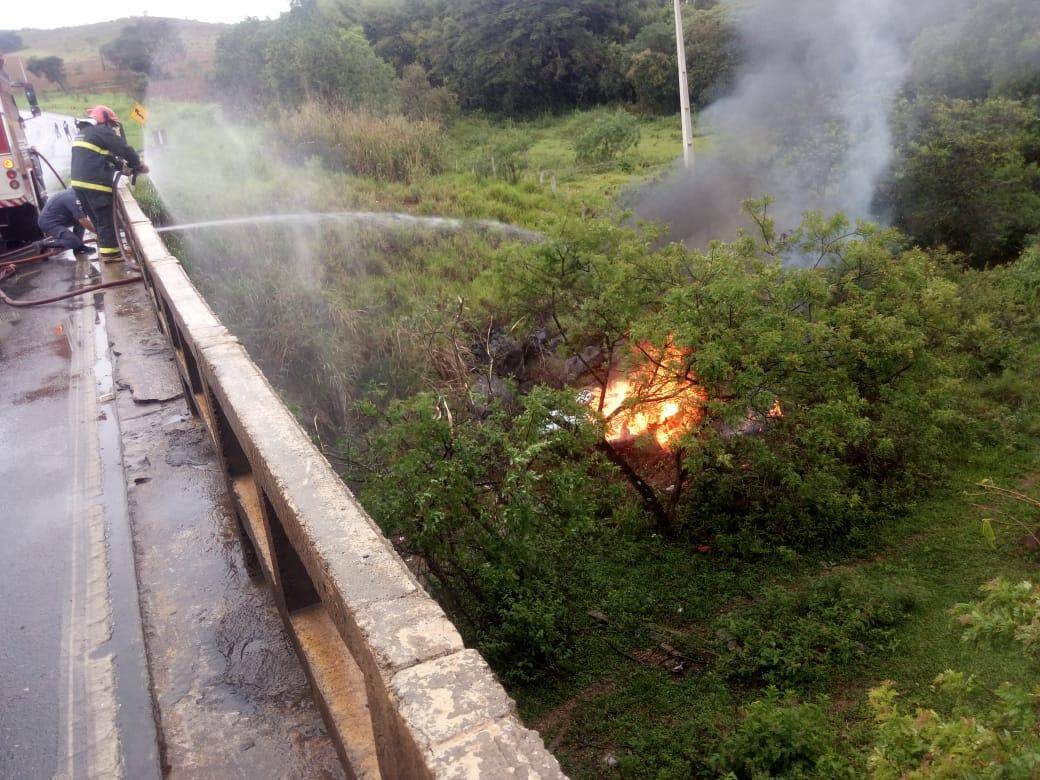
[627,50,676,114]
[715,573,921,686]
[711,690,851,779]
[952,578,1040,655]
[865,578,1040,777]
[396,63,459,122]
[277,101,445,182]
[868,675,1040,778]
[574,111,641,165]
[357,387,629,681]
[464,128,533,183]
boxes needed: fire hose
[0,263,142,307]
[31,148,67,190]
[0,169,143,306]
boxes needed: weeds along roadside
[135,98,1040,777]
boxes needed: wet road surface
[24,111,75,192]
[0,256,160,778]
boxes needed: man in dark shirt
[37,189,95,255]
[70,105,148,262]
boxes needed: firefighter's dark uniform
[70,123,143,261]
[37,188,91,252]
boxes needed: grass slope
[14,18,226,67]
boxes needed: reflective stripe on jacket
[69,124,142,192]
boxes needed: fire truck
[0,55,47,250]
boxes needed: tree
[882,97,1040,266]
[910,0,1040,100]
[495,205,983,542]
[417,0,641,112]
[683,6,739,107]
[622,5,739,115]
[212,18,275,109]
[626,50,676,114]
[26,56,67,90]
[0,31,23,54]
[214,4,395,112]
[101,19,186,78]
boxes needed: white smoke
[634,0,957,246]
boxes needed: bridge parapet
[116,188,566,779]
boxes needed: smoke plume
[633,0,957,246]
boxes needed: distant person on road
[37,189,96,256]
[53,121,60,139]
[63,121,72,141]
[70,106,149,262]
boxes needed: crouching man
[37,188,95,256]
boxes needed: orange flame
[587,344,707,450]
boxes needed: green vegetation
[130,0,1040,776]
[277,102,446,182]
[101,18,185,78]
[574,111,642,164]
[909,0,1040,100]
[215,11,394,112]
[883,96,1040,267]
[0,31,23,54]
[215,0,736,116]
[26,56,67,90]
[882,0,1040,265]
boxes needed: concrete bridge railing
[116,187,566,779]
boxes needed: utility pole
[673,0,694,169]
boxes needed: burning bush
[494,204,1005,545]
[585,342,708,450]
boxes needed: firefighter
[37,188,95,255]
[70,106,149,262]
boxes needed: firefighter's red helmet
[87,105,120,126]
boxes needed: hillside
[6,17,226,98]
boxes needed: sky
[7,0,291,29]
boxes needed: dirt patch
[1018,472,1040,491]
[534,679,616,752]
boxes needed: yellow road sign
[129,103,149,125]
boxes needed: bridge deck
[0,255,343,778]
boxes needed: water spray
[155,211,544,242]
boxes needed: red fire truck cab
[0,55,47,250]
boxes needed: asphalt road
[25,111,75,193]
[0,254,161,779]
[0,108,158,780]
